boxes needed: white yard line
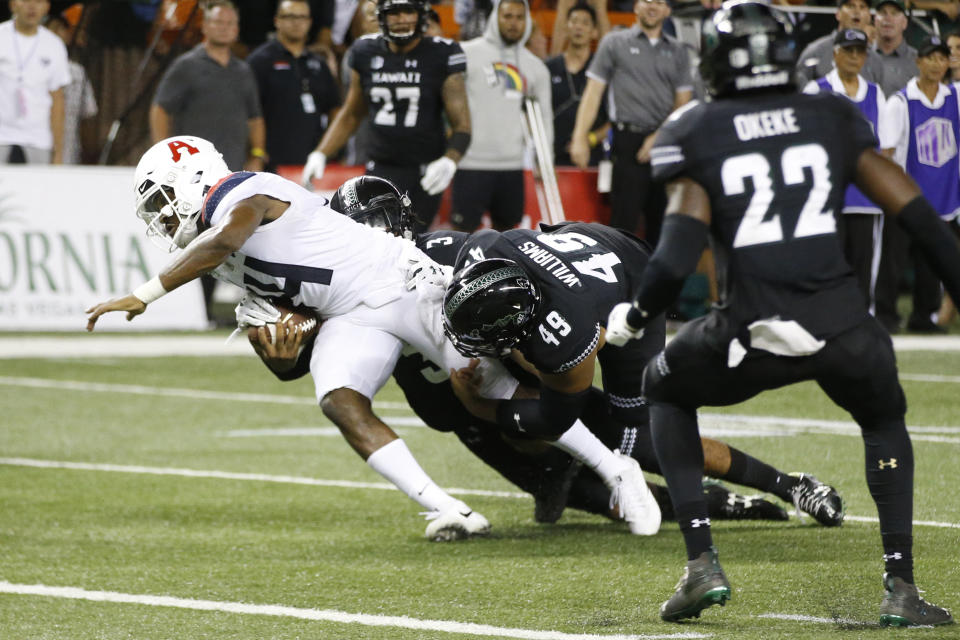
[0,582,709,640]
[0,457,528,500]
[2,457,959,529]
[3,375,957,444]
[4,333,960,358]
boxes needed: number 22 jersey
[651,92,878,347]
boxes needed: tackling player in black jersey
[250,176,791,527]
[301,0,470,232]
[606,0,956,626]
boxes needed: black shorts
[451,169,524,231]
[643,314,906,426]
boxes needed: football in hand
[247,302,320,346]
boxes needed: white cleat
[608,453,661,536]
[423,501,491,542]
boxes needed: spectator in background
[570,0,692,243]
[884,35,960,333]
[873,0,916,96]
[452,0,552,232]
[795,0,886,89]
[455,0,493,41]
[302,0,471,233]
[549,0,609,56]
[947,31,960,81]
[247,0,340,172]
[0,0,70,164]
[546,2,608,166]
[149,0,264,324]
[803,28,893,316]
[46,11,97,164]
[870,0,917,332]
[150,0,265,172]
[339,0,378,166]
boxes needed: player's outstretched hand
[605,302,645,347]
[301,151,326,188]
[85,295,147,331]
[420,156,457,195]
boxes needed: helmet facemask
[133,136,230,252]
[377,0,426,46]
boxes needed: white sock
[365,439,458,511]
[552,419,627,487]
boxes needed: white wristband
[132,276,167,304]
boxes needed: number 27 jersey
[348,34,466,166]
[651,92,877,340]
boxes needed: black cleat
[660,547,731,622]
[703,480,788,521]
[879,574,955,627]
[788,473,844,526]
[533,460,581,524]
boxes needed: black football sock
[862,419,915,584]
[722,446,796,502]
[651,402,712,560]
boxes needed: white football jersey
[204,172,407,318]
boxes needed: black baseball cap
[835,28,869,48]
[874,0,906,12]
[918,34,950,57]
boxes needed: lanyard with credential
[12,30,41,118]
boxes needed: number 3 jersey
[454,223,653,374]
[201,171,408,317]
[651,92,877,346]
[348,34,466,166]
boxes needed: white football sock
[366,438,458,511]
[551,419,628,487]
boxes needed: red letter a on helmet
[168,140,200,162]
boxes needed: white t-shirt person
[0,20,70,159]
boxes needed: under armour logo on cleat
[690,518,711,528]
[883,552,903,561]
[513,413,525,432]
[878,458,898,469]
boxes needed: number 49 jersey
[348,34,466,166]
[454,223,653,374]
[651,92,877,342]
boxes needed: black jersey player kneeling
[605,0,954,627]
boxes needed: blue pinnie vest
[899,82,960,220]
[816,76,881,214]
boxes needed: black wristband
[447,131,471,156]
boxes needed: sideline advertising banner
[0,165,209,331]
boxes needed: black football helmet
[329,175,415,239]
[376,0,427,46]
[700,0,797,98]
[442,258,541,358]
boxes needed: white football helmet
[134,136,230,251]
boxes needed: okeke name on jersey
[651,92,877,351]
[348,34,466,166]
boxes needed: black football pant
[610,128,665,244]
[644,315,915,578]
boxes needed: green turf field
[1,343,958,639]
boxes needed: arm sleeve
[494,386,591,438]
